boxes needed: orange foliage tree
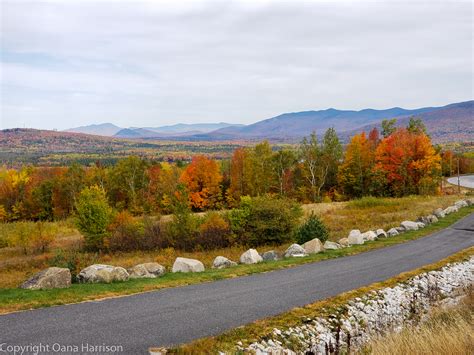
[373,128,441,196]
[180,155,223,210]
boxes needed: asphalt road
[1,214,473,355]
[447,175,474,189]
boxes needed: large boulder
[302,238,324,254]
[416,222,426,229]
[284,244,307,258]
[172,257,205,273]
[129,262,166,279]
[77,264,129,283]
[400,221,419,231]
[387,228,399,237]
[426,214,438,224]
[433,208,445,219]
[262,250,280,261]
[362,231,377,241]
[348,230,364,245]
[417,216,430,225]
[338,238,349,247]
[240,249,263,264]
[455,200,468,208]
[376,229,387,238]
[443,205,459,215]
[20,267,71,290]
[395,226,405,233]
[212,256,237,269]
[323,241,341,250]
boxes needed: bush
[197,212,231,250]
[106,211,143,251]
[295,213,329,244]
[238,195,303,246]
[75,186,113,250]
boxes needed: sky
[0,0,472,130]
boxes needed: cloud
[1,0,472,130]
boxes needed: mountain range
[64,100,473,143]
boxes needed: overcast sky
[0,0,472,130]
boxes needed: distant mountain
[64,123,122,136]
[143,122,244,134]
[114,128,160,138]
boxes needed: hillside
[64,123,122,136]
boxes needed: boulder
[444,205,459,215]
[361,231,377,241]
[426,214,439,224]
[323,241,341,250]
[455,200,468,208]
[338,238,349,247]
[172,257,205,273]
[212,256,237,269]
[400,221,418,231]
[387,228,399,237]
[433,208,445,219]
[284,244,307,258]
[348,231,364,245]
[376,229,387,238]
[20,267,71,290]
[262,250,280,261]
[240,249,263,264]
[466,199,474,206]
[302,238,324,254]
[77,264,129,283]
[416,222,426,229]
[417,216,430,225]
[395,226,405,233]
[129,262,166,279]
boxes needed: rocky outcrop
[262,250,280,261]
[77,264,129,283]
[20,267,71,290]
[240,249,263,264]
[172,257,205,273]
[129,262,166,279]
[323,241,341,250]
[212,256,237,269]
[400,220,418,231]
[302,238,323,254]
[284,244,307,258]
[348,230,364,245]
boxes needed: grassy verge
[173,246,474,354]
[0,204,472,315]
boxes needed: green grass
[0,205,472,314]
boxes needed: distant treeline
[0,118,472,222]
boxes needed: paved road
[447,175,474,189]
[1,214,474,355]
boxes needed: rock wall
[238,257,474,354]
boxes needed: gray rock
[338,238,349,247]
[387,228,399,237]
[455,200,468,208]
[78,264,129,283]
[433,208,445,219]
[396,226,405,233]
[129,262,166,278]
[240,249,263,264]
[426,214,439,224]
[302,238,323,254]
[20,267,71,290]
[416,222,426,229]
[443,205,459,215]
[172,257,205,273]
[262,250,280,261]
[376,229,387,238]
[323,241,341,250]
[348,231,364,245]
[284,244,307,258]
[466,199,474,206]
[417,216,430,225]
[361,231,377,241]
[212,256,237,269]
[400,221,419,231]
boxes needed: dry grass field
[0,194,465,288]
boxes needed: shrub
[240,195,303,246]
[142,217,171,250]
[197,212,231,249]
[106,211,144,251]
[295,213,329,244]
[29,222,56,253]
[75,185,113,250]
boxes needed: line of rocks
[236,256,474,354]
[19,199,472,290]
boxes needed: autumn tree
[381,118,397,138]
[272,149,297,196]
[373,128,441,196]
[407,116,427,135]
[180,155,223,210]
[228,147,248,205]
